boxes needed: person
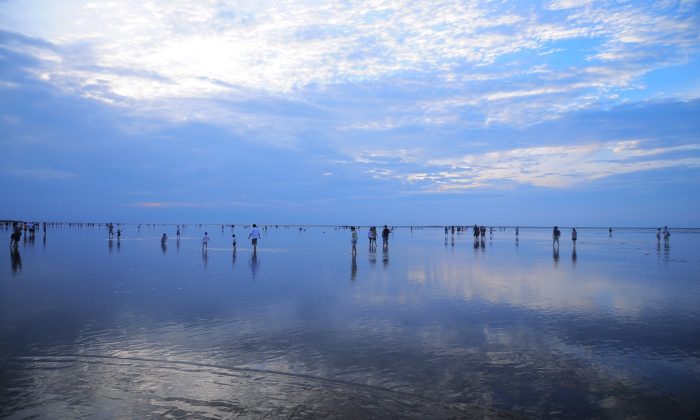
[382,225,390,248]
[609,227,613,236]
[473,225,479,240]
[656,228,661,241]
[515,226,519,236]
[232,234,237,249]
[553,226,560,246]
[351,226,358,255]
[202,232,210,249]
[248,224,261,252]
[161,233,167,244]
[368,226,376,247]
[176,225,181,240]
[117,228,122,241]
[571,228,577,246]
[663,226,670,243]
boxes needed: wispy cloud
[2,0,698,129]
[355,140,700,190]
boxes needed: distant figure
[480,226,486,239]
[571,228,577,246]
[232,234,237,249]
[609,227,613,237]
[656,228,661,241]
[202,232,210,249]
[473,225,479,240]
[248,224,261,252]
[552,226,561,246]
[382,225,390,248]
[176,225,181,240]
[445,226,448,236]
[663,226,670,243]
[161,233,167,244]
[108,223,114,238]
[351,227,358,255]
[515,226,519,236]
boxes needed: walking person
[553,226,561,246]
[382,225,390,248]
[249,224,261,252]
[571,228,577,247]
[202,232,210,249]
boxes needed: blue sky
[1,0,699,226]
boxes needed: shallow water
[1,225,699,418]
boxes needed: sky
[1,0,699,226]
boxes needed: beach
[2,225,699,418]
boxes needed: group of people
[158,224,262,253]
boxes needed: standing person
[232,234,237,250]
[161,233,167,244]
[382,225,390,248]
[117,228,122,241]
[656,228,661,241]
[368,226,376,247]
[351,226,358,255]
[176,225,181,240]
[663,226,670,243]
[202,232,210,249]
[248,224,261,252]
[473,225,479,240]
[553,226,561,246]
[571,228,577,246]
[609,227,613,236]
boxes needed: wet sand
[1,225,699,418]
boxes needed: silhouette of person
[248,224,261,252]
[202,232,210,249]
[571,228,577,247]
[161,233,167,244]
[351,227,358,256]
[552,226,561,246]
[382,225,390,248]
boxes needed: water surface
[1,225,699,418]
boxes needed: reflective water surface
[1,225,699,418]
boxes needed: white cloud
[354,140,700,190]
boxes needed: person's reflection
[382,246,389,269]
[515,236,519,248]
[572,246,577,266]
[351,253,357,281]
[10,246,22,273]
[368,246,376,268]
[553,244,560,266]
[232,247,237,267]
[161,242,167,255]
[176,237,180,253]
[202,248,208,268]
[473,237,479,250]
[664,240,670,259]
[108,238,114,254]
[117,239,121,252]
[480,238,485,250]
[249,250,258,278]
[43,232,46,248]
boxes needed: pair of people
[553,226,577,245]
